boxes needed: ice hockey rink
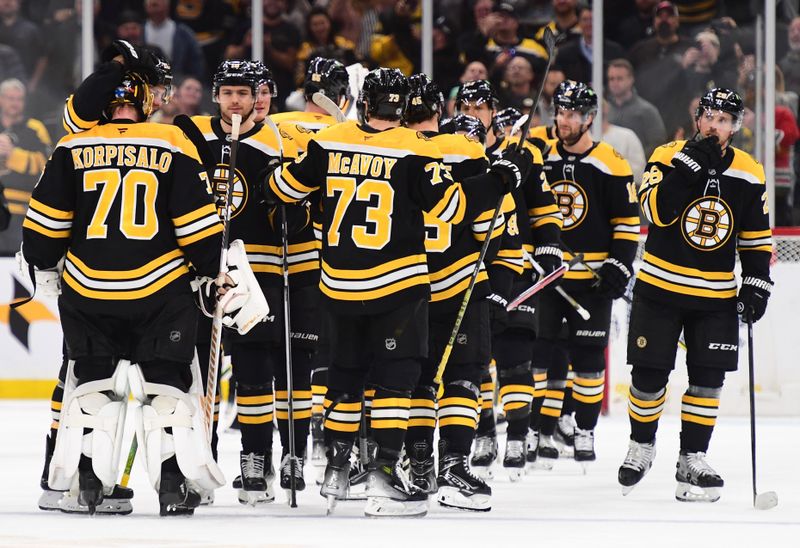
[0,400,797,548]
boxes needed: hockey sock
[679,385,721,453]
[364,386,375,430]
[476,370,496,436]
[276,348,313,458]
[438,380,480,455]
[539,343,568,435]
[498,361,534,440]
[311,366,328,420]
[406,384,436,448]
[323,390,362,445]
[573,372,605,430]
[236,382,274,454]
[529,368,547,431]
[562,363,575,416]
[50,380,63,440]
[628,385,666,443]
[370,387,412,462]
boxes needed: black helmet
[357,68,409,123]
[152,53,173,104]
[212,60,257,99]
[251,60,278,97]
[105,71,153,121]
[446,114,487,144]
[456,80,499,110]
[405,73,445,124]
[493,107,522,134]
[695,87,744,129]
[304,57,350,104]
[553,80,598,115]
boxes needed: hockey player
[252,61,278,124]
[192,60,306,505]
[619,88,772,502]
[259,68,532,517]
[456,80,563,481]
[532,80,639,471]
[403,75,499,511]
[21,72,248,516]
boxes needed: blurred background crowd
[1,0,799,256]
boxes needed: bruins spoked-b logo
[552,180,588,230]
[681,196,732,251]
[213,164,248,219]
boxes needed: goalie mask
[356,68,409,124]
[304,57,350,107]
[405,73,445,125]
[105,72,154,121]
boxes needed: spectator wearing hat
[0,44,24,84]
[554,6,626,86]
[601,99,646,185]
[143,0,204,80]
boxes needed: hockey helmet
[405,73,445,124]
[152,53,173,104]
[448,114,487,144]
[456,80,499,110]
[212,60,257,99]
[356,68,409,123]
[251,60,278,98]
[105,71,153,121]
[553,80,598,116]
[695,87,744,131]
[304,57,350,104]
[493,107,523,135]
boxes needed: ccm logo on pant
[708,343,738,351]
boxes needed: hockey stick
[506,258,574,311]
[263,115,299,507]
[522,248,590,320]
[120,435,138,488]
[745,311,778,510]
[311,92,347,123]
[202,113,241,442]
[508,27,555,151]
[173,114,217,178]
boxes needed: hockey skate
[554,414,576,458]
[279,453,306,494]
[310,415,326,467]
[437,453,491,511]
[321,439,353,515]
[409,440,438,494]
[58,483,134,515]
[675,451,724,503]
[525,429,538,470]
[534,434,559,470]
[364,460,428,518]
[234,452,275,506]
[574,428,596,473]
[76,468,104,515]
[159,472,201,516]
[618,439,656,495]
[502,439,526,481]
[470,434,497,479]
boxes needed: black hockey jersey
[268,120,504,313]
[542,140,640,291]
[636,140,772,309]
[22,121,223,313]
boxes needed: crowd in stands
[2,0,800,251]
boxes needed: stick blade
[755,491,778,510]
[542,26,556,52]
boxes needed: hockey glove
[737,276,772,323]
[594,258,632,300]
[532,245,563,282]
[15,248,63,297]
[253,158,282,204]
[489,146,533,193]
[673,136,722,180]
[486,292,509,335]
[527,137,552,156]
[100,40,159,84]
[268,203,310,236]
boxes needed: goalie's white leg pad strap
[222,239,270,335]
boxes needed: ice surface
[1,401,797,548]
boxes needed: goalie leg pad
[221,239,270,335]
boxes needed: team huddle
[18,38,773,518]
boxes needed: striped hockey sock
[680,385,721,453]
[237,383,274,454]
[628,385,666,443]
[370,388,412,461]
[438,381,480,455]
[573,372,605,430]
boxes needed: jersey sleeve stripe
[173,212,220,238]
[25,209,73,231]
[172,203,219,227]
[22,218,71,239]
[270,165,314,202]
[176,223,222,247]
[63,97,93,134]
[427,184,465,224]
[28,198,74,220]
[611,216,640,225]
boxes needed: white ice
[1,400,797,548]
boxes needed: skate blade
[755,491,778,510]
[675,482,720,503]
[237,489,274,506]
[505,467,524,482]
[325,495,337,515]
[364,496,428,518]
[532,457,556,471]
[620,484,636,496]
[59,493,133,515]
[471,465,494,480]
[437,487,491,512]
[38,489,65,511]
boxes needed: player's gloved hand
[489,145,533,192]
[486,292,509,334]
[268,203,310,235]
[253,158,282,204]
[191,273,239,318]
[532,245,563,282]
[100,40,159,84]
[593,257,632,300]
[737,276,772,323]
[674,136,722,180]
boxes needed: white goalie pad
[49,360,129,491]
[220,239,269,335]
[129,362,224,491]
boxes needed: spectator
[601,99,646,185]
[779,17,800,98]
[143,0,205,80]
[628,1,693,136]
[534,0,581,46]
[554,7,626,85]
[533,64,565,125]
[116,9,145,45]
[0,44,25,84]
[446,60,489,116]
[225,0,301,110]
[681,30,739,98]
[615,0,658,49]
[606,58,666,156]
[497,55,534,111]
[297,7,357,79]
[149,75,207,123]
[171,0,240,83]
[673,0,718,37]
[0,79,51,254]
[0,0,47,92]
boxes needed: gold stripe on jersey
[173,203,222,247]
[580,142,634,177]
[23,198,74,239]
[62,96,94,134]
[271,111,336,128]
[737,229,773,253]
[638,251,737,299]
[319,254,429,301]
[528,203,562,229]
[429,252,489,302]
[494,248,525,274]
[270,163,318,202]
[427,182,466,225]
[611,216,641,242]
[245,241,319,275]
[563,251,608,280]
[62,249,189,300]
[438,396,479,428]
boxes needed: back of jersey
[23,122,222,313]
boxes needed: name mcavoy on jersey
[328,152,398,179]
